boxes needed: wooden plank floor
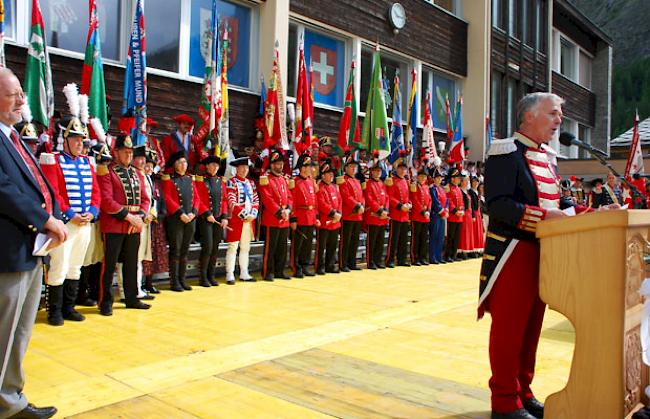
[24,260,574,418]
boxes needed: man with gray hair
[477,92,609,418]
[0,68,66,418]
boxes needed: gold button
[41,203,46,208]
[28,224,33,228]
[32,228,37,232]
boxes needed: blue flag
[122,0,147,145]
[388,74,403,164]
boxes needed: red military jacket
[364,178,389,226]
[97,162,150,234]
[161,173,201,217]
[196,174,228,220]
[39,152,101,223]
[317,180,342,230]
[291,175,317,226]
[160,131,206,170]
[387,176,411,222]
[410,181,432,223]
[258,172,293,228]
[340,174,365,221]
[447,184,465,223]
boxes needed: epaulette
[195,175,204,182]
[39,152,56,165]
[385,177,393,187]
[361,181,367,190]
[335,176,345,185]
[288,178,295,189]
[410,182,417,193]
[314,182,319,193]
[161,174,171,181]
[191,175,196,181]
[96,164,109,176]
[487,138,517,156]
[443,184,450,193]
[259,175,269,186]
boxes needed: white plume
[432,156,442,168]
[63,83,80,117]
[90,118,106,143]
[79,94,89,124]
[287,103,295,123]
[20,99,33,124]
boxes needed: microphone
[558,132,608,158]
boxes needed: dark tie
[10,130,53,214]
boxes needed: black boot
[198,257,211,287]
[178,258,192,290]
[169,258,183,292]
[47,285,64,326]
[316,265,326,275]
[62,280,85,322]
[207,256,219,286]
[143,275,160,294]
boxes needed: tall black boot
[207,256,219,286]
[76,267,97,306]
[47,285,64,326]
[169,258,183,292]
[178,258,192,290]
[198,257,211,287]
[144,274,160,294]
[62,280,85,321]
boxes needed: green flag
[360,47,390,159]
[80,0,108,131]
[24,0,53,128]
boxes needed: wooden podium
[537,210,650,418]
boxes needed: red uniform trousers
[485,240,546,412]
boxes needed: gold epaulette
[385,177,393,187]
[195,175,204,182]
[410,182,417,192]
[361,181,367,190]
[259,175,269,186]
[314,182,319,193]
[161,174,171,181]
[96,164,109,176]
[335,175,345,185]
[288,178,295,189]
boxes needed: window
[38,0,122,61]
[534,0,543,51]
[145,0,181,72]
[491,71,502,138]
[506,78,516,135]
[433,0,455,13]
[508,0,519,38]
[189,0,254,88]
[421,67,456,131]
[3,0,15,39]
[578,124,592,158]
[287,23,347,108]
[579,51,592,89]
[559,118,578,158]
[492,0,504,29]
[560,36,577,81]
[521,0,529,44]
[360,47,409,119]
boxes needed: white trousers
[47,222,92,286]
[226,222,253,279]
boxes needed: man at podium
[478,93,606,419]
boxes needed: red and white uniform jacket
[364,178,389,226]
[317,181,342,230]
[410,182,432,223]
[340,174,365,222]
[258,172,293,228]
[97,163,150,234]
[226,175,259,242]
[387,176,411,222]
[39,152,101,223]
[290,175,317,226]
[447,184,465,223]
[196,174,228,220]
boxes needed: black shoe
[99,303,113,316]
[145,285,160,294]
[349,266,361,271]
[420,260,429,266]
[62,310,85,322]
[522,397,544,418]
[7,403,57,419]
[491,408,536,419]
[316,267,326,275]
[303,268,316,276]
[386,262,395,268]
[170,280,184,292]
[275,273,291,280]
[377,264,386,269]
[293,269,304,278]
[139,293,155,300]
[240,277,257,282]
[179,281,192,291]
[340,266,350,273]
[198,278,212,287]
[125,301,151,310]
[263,274,274,281]
[397,262,411,267]
[77,297,97,307]
[413,261,422,266]
[325,266,339,273]
[368,263,378,270]
[226,280,236,285]
[430,260,440,265]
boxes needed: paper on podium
[562,206,576,216]
[33,233,53,257]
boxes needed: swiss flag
[310,45,337,96]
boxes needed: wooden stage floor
[25,259,574,418]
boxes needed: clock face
[390,3,406,30]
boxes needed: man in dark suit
[0,68,67,419]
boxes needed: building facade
[2,0,611,162]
